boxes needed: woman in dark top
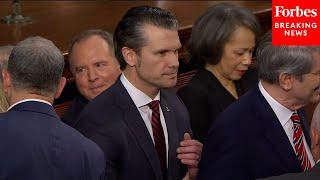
[177,3,261,143]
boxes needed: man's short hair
[8,36,64,96]
[114,6,179,70]
[68,29,114,59]
[256,31,315,84]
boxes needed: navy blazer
[0,101,105,180]
[62,94,89,127]
[260,162,320,180]
[198,85,311,180]
[177,68,257,143]
[75,78,192,180]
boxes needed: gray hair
[312,103,320,132]
[256,31,314,84]
[8,36,64,96]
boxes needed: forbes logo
[275,6,317,17]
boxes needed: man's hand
[177,133,203,180]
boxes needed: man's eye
[159,51,166,56]
[96,62,107,69]
[75,67,86,74]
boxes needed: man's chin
[161,81,177,89]
[84,92,100,101]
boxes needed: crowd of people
[0,3,320,180]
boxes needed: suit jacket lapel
[253,87,301,171]
[114,80,162,178]
[160,93,179,179]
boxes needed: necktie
[291,112,311,171]
[148,100,167,170]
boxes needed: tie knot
[148,100,160,111]
[291,112,301,124]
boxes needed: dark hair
[68,29,114,58]
[189,3,260,68]
[114,6,179,70]
[8,36,64,96]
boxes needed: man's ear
[54,77,66,99]
[2,69,11,94]
[121,47,137,67]
[278,73,293,91]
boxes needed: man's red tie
[291,112,311,171]
[148,100,167,170]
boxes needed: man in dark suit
[198,32,320,180]
[262,92,320,180]
[0,36,105,180]
[62,29,121,126]
[260,163,320,180]
[75,6,202,180]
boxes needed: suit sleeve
[75,104,120,180]
[197,114,250,180]
[177,86,211,143]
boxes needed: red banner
[272,0,320,45]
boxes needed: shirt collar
[7,99,52,111]
[258,81,294,126]
[120,73,160,108]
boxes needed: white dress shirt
[120,74,169,167]
[259,81,315,166]
[7,99,52,111]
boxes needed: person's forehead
[74,35,110,51]
[141,24,180,47]
[70,36,112,61]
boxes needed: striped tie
[291,112,311,171]
[148,100,167,170]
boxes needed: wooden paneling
[0,1,271,52]
[0,1,272,117]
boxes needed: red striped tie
[148,100,167,170]
[291,112,311,171]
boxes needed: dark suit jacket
[198,85,311,180]
[0,101,105,180]
[177,68,257,143]
[75,78,192,180]
[62,94,89,127]
[260,163,320,180]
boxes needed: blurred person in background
[0,45,13,112]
